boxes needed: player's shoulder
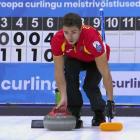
[82,25,99,38]
[82,25,97,32]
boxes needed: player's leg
[64,56,83,128]
[83,61,106,126]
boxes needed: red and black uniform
[51,25,110,118]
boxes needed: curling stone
[43,107,76,131]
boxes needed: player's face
[63,26,82,45]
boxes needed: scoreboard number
[121,17,135,30]
[32,18,39,28]
[0,32,9,45]
[12,31,26,46]
[89,17,101,30]
[16,18,23,28]
[27,31,42,46]
[32,49,37,61]
[0,47,11,62]
[28,17,42,30]
[93,18,100,28]
[12,17,27,30]
[105,17,119,30]
[29,32,40,45]
[14,32,24,45]
[44,49,53,62]
[81,18,84,25]
[123,18,133,28]
[27,47,41,62]
[0,31,11,46]
[81,17,88,25]
[1,48,6,61]
[47,18,54,28]
[43,17,58,30]
[1,18,8,28]
[44,32,54,44]
[16,49,22,61]
[42,31,56,46]
[11,47,26,62]
[106,18,118,28]
[42,48,53,63]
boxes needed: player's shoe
[92,111,106,126]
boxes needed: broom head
[99,122,123,131]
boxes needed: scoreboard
[0,16,140,63]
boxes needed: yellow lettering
[82,25,90,29]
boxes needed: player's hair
[61,13,82,29]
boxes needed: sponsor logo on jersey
[66,49,73,53]
[93,41,102,52]
[79,46,84,51]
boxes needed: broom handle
[100,8,112,123]
[108,116,111,122]
[100,8,106,52]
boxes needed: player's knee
[83,84,100,93]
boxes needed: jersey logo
[66,49,73,53]
[79,46,84,51]
[93,41,102,52]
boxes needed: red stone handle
[48,107,71,116]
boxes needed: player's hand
[106,100,116,119]
[56,97,67,112]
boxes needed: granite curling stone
[43,107,76,131]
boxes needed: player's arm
[51,35,67,110]
[95,53,113,101]
[87,30,115,118]
[95,53,115,119]
[86,31,113,101]
[53,55,67,106]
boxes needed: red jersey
[51,25,110,62]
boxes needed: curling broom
[99,8,123,131]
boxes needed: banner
[0,0,140,104]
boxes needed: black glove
[106,100,116,119]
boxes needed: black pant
[64,57,106,116]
